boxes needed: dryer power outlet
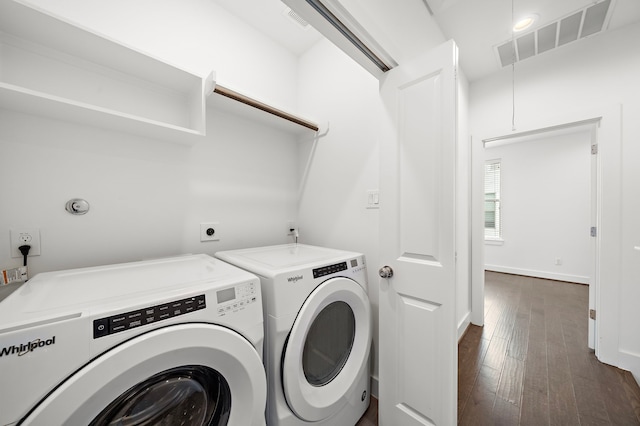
[200,223,221,242]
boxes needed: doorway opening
[473,118,600,352]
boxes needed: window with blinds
[485,160,502,239]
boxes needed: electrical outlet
[10,228,41,258]
[200,223,220,242]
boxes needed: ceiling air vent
[495,0,613,68]
[283,7,310,29]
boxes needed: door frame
[470,104,622,365]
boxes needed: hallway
[458,272,640,425]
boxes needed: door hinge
[591,144,598,155]
[590,226,597,237]
[589,309,596,320]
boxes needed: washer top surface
[215,244,362,277]
[0,254,257,329]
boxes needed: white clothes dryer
[0,254,266,426]
[215,244,371,426]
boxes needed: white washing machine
[215,244,371,426]
[0,254,267,426]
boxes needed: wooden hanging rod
[213,85,319,132]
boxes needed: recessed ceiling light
[513,14,538,32]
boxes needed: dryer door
[21,323,266,426]
[282,277,371,422]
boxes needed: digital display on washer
[93,294,206,339]
[216,287,235,304]
[313,261,348,279]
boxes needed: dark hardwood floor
[460,272,640,425]
[358,271,640,425]
[356,396,378,426]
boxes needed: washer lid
[0,255,256,330]
[215,244,361,277]
[20,323,266,426]
[281,277,371,422]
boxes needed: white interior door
[378,40,458,425]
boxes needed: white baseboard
[620,349,640,387]
[485,264,589,284]
[457,311,471,342]
[370,375,379,399]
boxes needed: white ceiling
[212,0,323,55]
[430,0,640,81]
[212,0,640,82]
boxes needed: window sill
[484,238,504,246]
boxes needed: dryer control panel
[313,261,348,278]
[93,295,206,339]
[216,282,258,317]
[313,258,362,279]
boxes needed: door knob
[378,266,394,279]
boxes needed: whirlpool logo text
[0,336,56,358]
[287,275,303,283]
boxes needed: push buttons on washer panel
[92,294,206,339]
[93,318,109,338]
[216,282,257,317]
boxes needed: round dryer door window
[282,277,371,422]
[303,301,356,387]
[21,324,266,426]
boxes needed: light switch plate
[366,190,380,209]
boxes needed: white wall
[1,0,476,394]
[296,39,382,390]
[21,0,299,110]
[0,0,303,276]
[484,131,592,284]
[0,109,300,274]
[470,21,640,381]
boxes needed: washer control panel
[93,295,206,339]
[216,282,258,317]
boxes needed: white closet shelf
[0,0,210,144]
[0,83,205,142]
